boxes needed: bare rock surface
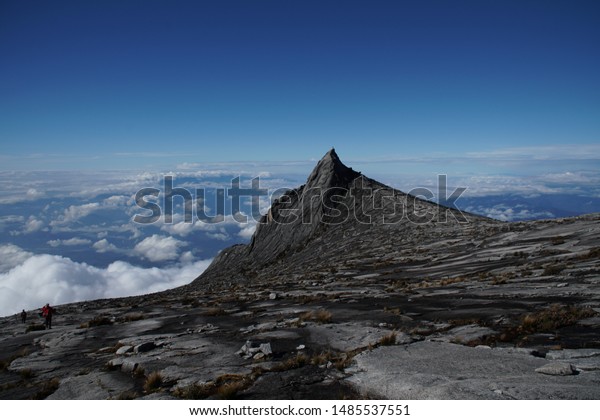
[347,342,600,399]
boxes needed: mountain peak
[305,148,361,190]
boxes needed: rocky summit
[1,150,600,400]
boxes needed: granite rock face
[194,148,484,285]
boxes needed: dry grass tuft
[542,264,566,276]
[204,307,226,316]
[271,353,309,372]
[25,324,46,333]
[32,378,60,399]
[121,313,145,322]
[300,309,332,324]
[114,390,140,400]
[143,371,163,393]
[173,374,252,400]
[520,304,595,333]
[80,316,113,329]
[378,331,397,346]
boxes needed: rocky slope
[1,150,599,400]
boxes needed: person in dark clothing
[20,309,27,323]
[41,304,54,329]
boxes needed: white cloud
[92,239,119,253]
[48,237,92,247]
[103,195,131,206]
[238,224,257,239]
[206,232,230,241]
[133,234,188,262]
[0,188,44,204]
[0,246,211,316]
[0,244,33,272]
[54,203,101,225]
[464,204,555,221]
[24,216,45,234]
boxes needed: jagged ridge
[193,149,487,285]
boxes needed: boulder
[259,343,272,356]
[116,345,133,355]
[120,360,139,374]
[535,362,577,376]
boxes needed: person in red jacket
[41,304,54,329]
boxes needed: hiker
[20,309,27,323]
[41,304,54,329]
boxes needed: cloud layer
[0,245,211,317]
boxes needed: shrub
[115,390,140,400]
[173,374,252,400]
[32,378,60,399]
[271,353,308,372]
[310,351,332,366]
[1,347,31,371]
[204,307,226,316]
[378,331,397,346]
[542,264,566,276]
[143,371,163,393]
[80,316,113,328]
[520,304,596,334]
[216,379,249,399]
[25,324,46,333]
[121,313,145,322]
[440,276,465,286]
[300,309,332,324]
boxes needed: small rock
[116,345,133,355]
[107,358,123,369]
[556,283,568,288]
[121,360,139,373]
[259,343,272,356]
[535,362,577,376]
[269,293,277,300]
[296,344,306,350]
[253,352,265,360]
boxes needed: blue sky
[0,0,599,172]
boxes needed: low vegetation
[542,264,566,276]
[32,378,60,400]
[519,304,595,334]
[143,371,163,393]
[204,307,227,316]
[79,316,113,328]
[25,323,46,333]
[173,373,254,400]
[493,304,597,345]
[300,309,333,324]
[121,313,145,323]
[271,353,309,372]
[0,347,30,371]
[378,331,397,346]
